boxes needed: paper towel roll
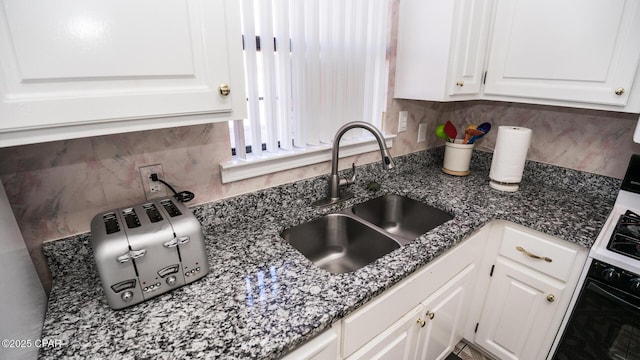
[489,126,532,192]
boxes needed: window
[223,0,392,182]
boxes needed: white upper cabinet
[0,0,246,146]
[394,0,491,101]
[448,0,492,97]
[394,0,640,113]
[484,0,640,107]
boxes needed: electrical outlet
[149,179,162,194]
[398,111,408,132]
[417,123,427,143]
[139,164,168,200]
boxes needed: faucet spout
[313,121,395,207]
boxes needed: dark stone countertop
[38,149,619,359]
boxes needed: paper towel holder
[488,126,532,192]
[489,179,520,192]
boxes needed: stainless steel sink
[281,195,452,273]
[350,194,453,245]
[281,213,400,274]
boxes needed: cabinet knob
[456,80,464,87]
[615,87,625,96]
[219,84,231,96]
[426,311,435,320]
[546,294,555,303]
[417,318,426,328]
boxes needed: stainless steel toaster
[90,196,209,309]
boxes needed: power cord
[150,173,195,202]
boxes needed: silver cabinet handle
[516,246,552,262]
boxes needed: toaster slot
[122,208,141,228]
[91,209,143,309]
[103,212,120,234]
[110,279,137,293]
[155,198,209,285]
[160,199,182,217]
[143,203,163,223]
[157,264,180,278]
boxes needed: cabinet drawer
[499,225,582,282]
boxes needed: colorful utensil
[477,122,491,133]
[468,122,492,144]
[435,124,450,142]
[444,121,457,142]
[462,125,483,144]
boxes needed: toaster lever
[163,238,178,248]
[163,236,191,248]
[116,249,147,263]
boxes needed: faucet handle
[339,163,357,187]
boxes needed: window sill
[219,134,396,183]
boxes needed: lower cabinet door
[281,327,340,360]
[474,258,565,360]
[415,264,475,360]
[347,306,422,360]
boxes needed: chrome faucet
[313,121,395,207]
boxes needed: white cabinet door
[448,0,492,96]
[281,327,340,360]
[342,227,488,358]
[394,0,490,101]
[415,264,475,360]
[484,0,640,107]
[348,264,476,360]
[474,258,565,360]
[0,0,245,144]
[346,306,422,360]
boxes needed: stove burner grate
[607,210,640,260]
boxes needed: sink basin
[281,213,400,274]
[281,195,452,273]
[350,194,453,244]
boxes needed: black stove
[553,154,640,360]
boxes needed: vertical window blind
[231,0,391,159]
